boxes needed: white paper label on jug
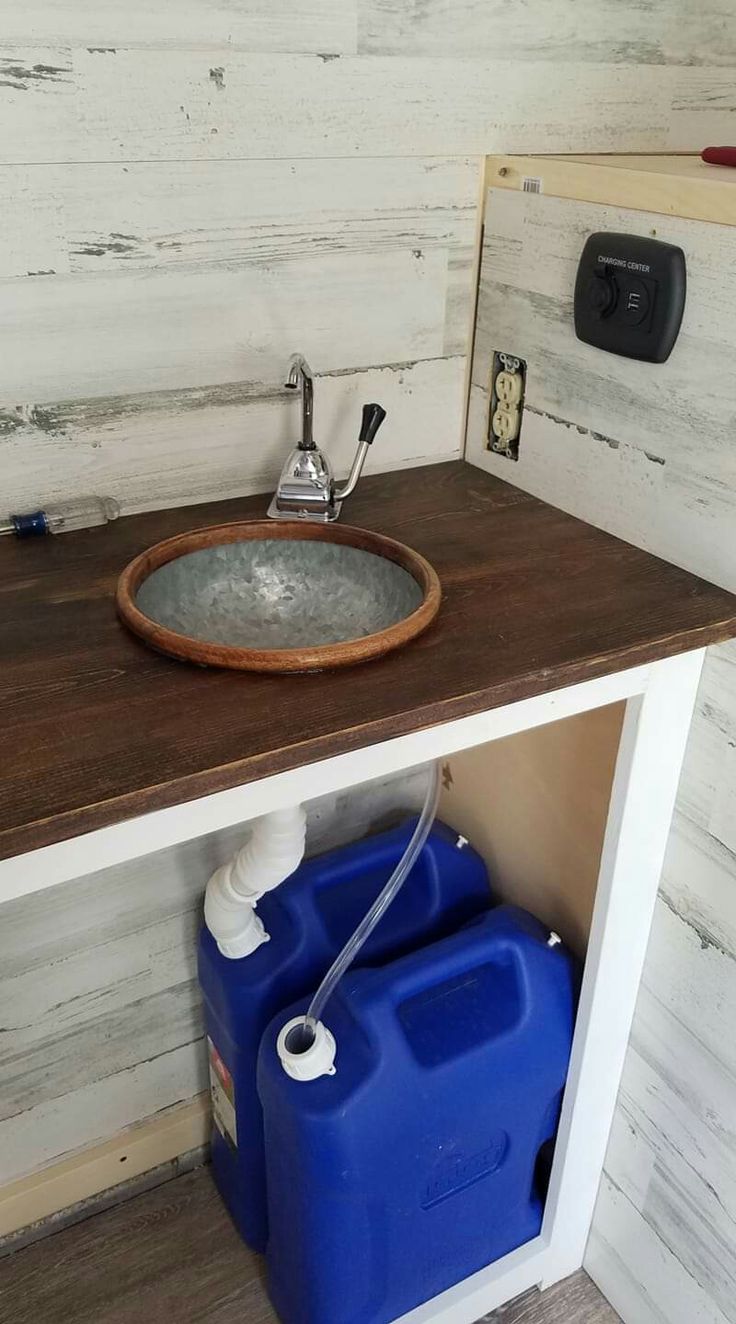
[208,1036,237,1150]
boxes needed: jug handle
[356,929,528,1053]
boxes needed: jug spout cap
[277,1016,337,1081]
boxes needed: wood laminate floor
[0,1165,619,1324]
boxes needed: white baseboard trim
[0,1094,210,1240]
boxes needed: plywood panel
[2,49,735,165]
[439,704,625,957]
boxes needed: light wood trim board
[485,154,736,227]
[0,1095,210,1239]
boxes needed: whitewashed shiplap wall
[2,1,736,516]
[0,152,477,513]
[468,190,736,591]
[358,0,736,64]
[468,179,736,1324]
[2,0,734,61]
[1,50,730,163]
[0,769,430,1185]
[2,361,466,515]
[587,650,736,1324]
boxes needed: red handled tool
[701,146,736,167]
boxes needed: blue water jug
[198,819,491,1251]
[259,905,577,1324]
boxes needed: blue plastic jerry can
[198,818,491,1251]
[259,905,578,1324]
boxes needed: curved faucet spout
[285,353,315,451]
[269,355,386,522]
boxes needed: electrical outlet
[491,405,520,445]
[495,370,523,408]
[488,351,526,461]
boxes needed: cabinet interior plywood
[440,705,625,958]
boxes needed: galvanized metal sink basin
[116,520,440,673]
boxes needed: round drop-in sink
[116,521,440,672]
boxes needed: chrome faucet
[267,353,386,522]
[286,352,315,449]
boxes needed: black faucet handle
[359,403,387,446]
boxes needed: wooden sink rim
[116,519,441,673]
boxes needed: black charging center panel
[574,232,686,363]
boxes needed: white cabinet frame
[0,648,705,1323]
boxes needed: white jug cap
[277,1016,337,1081]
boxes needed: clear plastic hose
[300,761,441,1046]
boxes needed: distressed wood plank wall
[2,2,736,515]
[468,191,736,591]
[2,52,730,163]
[0,148,477,512]
[468,181,736,1324]
[0,771,429,1183]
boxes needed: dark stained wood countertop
[2,461,736,862]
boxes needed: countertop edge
[2,618,730,865]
